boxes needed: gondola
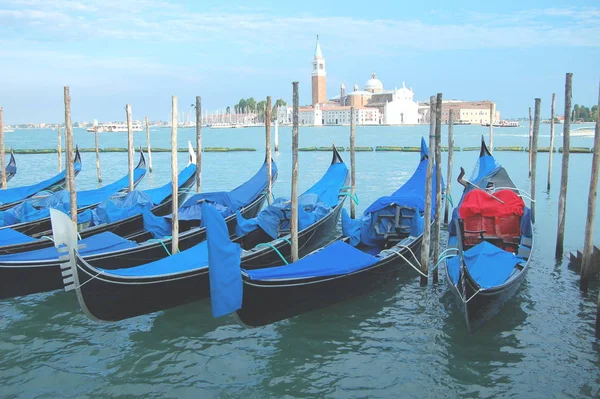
[443,138,533,333]
[0,147,82,211]
[0,144,197,255]
[205,138,441,326]
[1,157,274,300]
[50,149,346,321]
[1,151,17,183]
[0,150,146,236]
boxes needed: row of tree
[232,97,287,119]
[572,104,598,122]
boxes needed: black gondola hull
[0,193,264,300]
[236,238,423,327]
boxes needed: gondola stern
[331,143,345,165]
[420,136,429,161]
[136,147,147,171]
[480,136,492,157]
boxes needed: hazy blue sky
[0,0,598,123]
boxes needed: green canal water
[0,124,598,398]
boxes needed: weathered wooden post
[420,95,436,286]
[489,102,495,153]
[275,119,279,152]
[580,82,600,293]
[547,93,556,191]
[350,106,356,218]
[64,86,77,227]
[0,107,5,189]
[432,93,443,284]
[556,73,573,259]
[126,104,134,191]
[291,82,299,262]
[265,96,272,204]
[94,126,102,183]
[145,116,153,173]
[528,107,533,177]
[171,96,179,254]
[531,98,541,223]
[444,110,454,224]
[57,126,62,172]
[195,96,202,193]
[597,293,600,339]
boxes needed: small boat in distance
[207,122,234,129]
[4,128,15,133]
[481,120,520,128]
[87,123,143,133]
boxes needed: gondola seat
[459,189,525,252]
[373,205,417,247]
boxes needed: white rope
[492,187,536,202]
[70,270,102,290]
[463,288,483,304]
[385,247,427,278]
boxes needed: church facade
[277,38,421,126]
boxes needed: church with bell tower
[311,36,326,106]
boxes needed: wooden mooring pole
[265,96,272,204]
[350,106,356,219]
[171,96,179,254]
[94,126,102,183]
[196,96,202,193]
[580,82,600,293]
[64,86,76,228]
[489,102,495,153]
[420,95,436,286]
[531,98,541,223]
[444,110,454,224]
[274,119,279,152]
[126,104,134,191]
[145,116,153,173]
[57,126,62,172]
[528,107,533,177]
[547,93,556,191]
[556,73,573,259]
[432,93,443,284]
[0,107,6,189]
[291,82,299,263]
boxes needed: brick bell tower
[311,35,326,106]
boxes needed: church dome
[365,72,383,93]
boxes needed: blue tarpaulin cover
[234,161,347,239]
[0,161,81,206]
[89,191,155,226]
[176,161,277,221]
[0,228,36,246]
[0,231,137,262]
[342,138,437,248]
[446,240,521,288]
[0,167,145,227]
[204,203,243,317]
[142,207,172,238]
[144,163,196,205]
[245,240,379,280]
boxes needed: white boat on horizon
[87,123,143,133]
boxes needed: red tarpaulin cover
[459,189,525,219]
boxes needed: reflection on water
[0,125,599,397]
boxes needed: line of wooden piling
[432,93,443,284]
[531,98,541,223]
[64,86,77,228]
[145,116,153,173]
[547,93,556,191]
[581,82,600,293]
[171,96,179,254]
[126,104,134,192]
[265,96,272,204]
[196,96,202,193]
[556,73,572,259]
[291,82,299,263]
[489,102,495,153]
[444,110,454,225]
[94,126,102,183]
[528,107,533,177]
[420,95,436,286]
[0,107,6,189]
[57,126,62,172]
[350,106,356,219]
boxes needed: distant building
[277,37,420,126]
[420,100,500,124]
